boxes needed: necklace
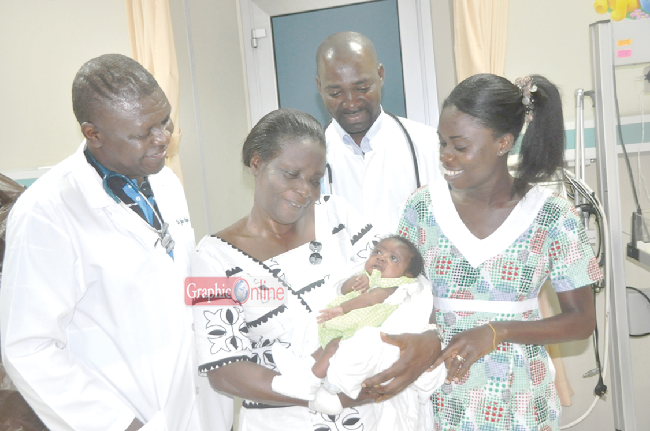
[309,240,322,265]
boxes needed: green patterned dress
[397,180,602,431]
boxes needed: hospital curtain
[124,0,184,185]
[452,0,509,82]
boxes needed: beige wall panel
[172,0,252,239]
[0,0,130,172]
[505,1,650,122]
[430,0,457,106]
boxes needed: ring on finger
[456,354,466,363]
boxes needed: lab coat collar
[70,142,178,260]
[72,141,114,209]
[73,142,165,214]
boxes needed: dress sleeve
[546,199,603,293]
[191,240,254,373]
[396,187,427,247]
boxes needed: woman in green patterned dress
[364,74,601,431]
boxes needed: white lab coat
[323,110,441,236]
[0,143,220,430]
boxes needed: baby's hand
[351,273,370,293]
[317,306,345,323]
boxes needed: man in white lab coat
[0,54,222,430]
[316,32,441,235]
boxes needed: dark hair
[381,235,424,277]
[443,73,565,196]
[72,54,160,125]
[242,108,326,167]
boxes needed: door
[240,0,439,128]
[272,0,405,127]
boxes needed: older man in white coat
[0,54,227,430]
[317,32,440,236]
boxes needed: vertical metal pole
[574,89,590,228]
[590,20,637,430]
[574,89,585,184]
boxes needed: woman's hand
[208,362,308,408]
[361,331,441,402]
[339,387,378,408]
[430,286,596,384]
[432,324,495,384]
[317,306,344,323]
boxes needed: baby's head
[365,235,424,279]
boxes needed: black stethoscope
[324,111,421,194]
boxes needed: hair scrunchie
[514,76,537,123]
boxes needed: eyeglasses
[309,241,322,265]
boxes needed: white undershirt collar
[331,107,384,157]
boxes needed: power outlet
[645,66,650,94]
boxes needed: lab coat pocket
[140,410,168,431]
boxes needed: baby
[272,236,444,431]
[312,235,424,378]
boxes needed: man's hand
[361,331,441,402]
[317,306,345,323]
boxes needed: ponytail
[443,73,565,198]
[513,75,565,196]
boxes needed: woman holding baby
[191,108,413,431]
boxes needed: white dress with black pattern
[193,195,379,431]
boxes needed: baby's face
[365,239,412,279]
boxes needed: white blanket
[273,264,446,431]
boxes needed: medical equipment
[628,212,650,267]
[626,286,650,336]
[571,18,650,430]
